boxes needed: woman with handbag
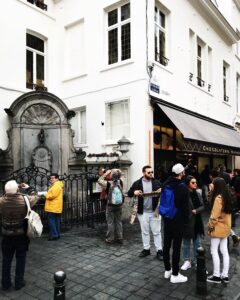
[181,175,204,271]
[207,177,232,284]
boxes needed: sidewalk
[0,211,240,300]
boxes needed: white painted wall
[0,0,240,180]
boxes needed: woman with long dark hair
[181,176,204,271]
[207,177,232,284]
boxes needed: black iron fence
[0,166,108,231]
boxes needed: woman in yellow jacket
[207,177,232,284]
[45,173,64,241]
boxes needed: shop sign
[182,140,240,156]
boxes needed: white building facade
[0,0,240,181]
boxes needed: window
[236,74,240,113]
[70,108,86,146]
[106,100,130,140]
[196,39,206,87]
[207,47,212,92]
[223,62,229,102]
[26,33,46,90]
[27,0,47,11]
[154,5,169,66]
[189,29,195,81]
[107,3,131,65]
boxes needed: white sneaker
[170,273,188,283]
[164,269,172,279]
[181,260,191,271]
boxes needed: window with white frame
[70,108,86,146]
[223,62,229,103]
[196,39,206,87]
[154,4,169,66]
[207,47,212,92]
[26,33,46,89]
[105,100,130,140]
[236,73,240,113]
[189,31,212,91]
[107,2,131,65]
[237,41,240,57]
[27,0,47,11]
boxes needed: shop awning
[158,104,240,149]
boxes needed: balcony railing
[27,0,47,11]
[196,77,205,87]
[189,72,193,82]
[224,95,229,102]
[26,83,48,92]
[155,53,170,66]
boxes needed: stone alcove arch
[4,91,76,174]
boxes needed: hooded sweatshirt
[162,176,190,225]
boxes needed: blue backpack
[108,180,123,205]
[159,185,177,219]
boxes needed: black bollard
[196,247,207,296]
[54,271,66,300]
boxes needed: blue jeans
[48,213,61,238]
[182,235,201,263]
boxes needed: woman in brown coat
[207,178,232,284]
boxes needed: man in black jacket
[162,163,190,283]
[128,165,162,260]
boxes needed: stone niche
[1,91,79,177]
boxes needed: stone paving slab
[0,211,240,299]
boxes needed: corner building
[0,0,240,181]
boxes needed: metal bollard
[54,271,66,300]
[196,247,207,296]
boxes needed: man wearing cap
[0,180,38,291]
[127,165,163,260]
[162,163,190,283]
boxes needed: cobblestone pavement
[0,211,240,300]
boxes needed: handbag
[23,195,43,238]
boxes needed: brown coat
[208,195,231,238]
[0,193,38,236]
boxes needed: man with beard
[128,165,162,260]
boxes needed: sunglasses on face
[147,171,154,174]
[190,181,197,184]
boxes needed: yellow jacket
[45,180,64,213]
[208,195,231,238]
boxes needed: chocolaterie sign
[182,140,240,156]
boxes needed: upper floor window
[223,62,230,103]
[236,73,240,113]
[107,2,131,65]
[237,41,240,57]
[189,31,212,91]
[106,99,130,140]
[70,107,87,146]
[197,43,204,87]
[27,0,47,11]
[154,5,169,66]
[26,33,46,90]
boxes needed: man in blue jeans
[44,174,63,241]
